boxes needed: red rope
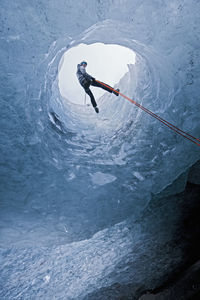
[96,80,200,147]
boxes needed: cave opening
[58,42,136,106]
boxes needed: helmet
[81,61,87,66]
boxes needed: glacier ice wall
[0,0,200,299]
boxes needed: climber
[76,61,120,113]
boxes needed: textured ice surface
[1,185,199,299]
[0,0,200,299]
[90,172,117,186]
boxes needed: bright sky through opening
[58,43,136,105]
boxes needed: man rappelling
[76,61,120,113]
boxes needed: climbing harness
[96,80,200,147]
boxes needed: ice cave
[0,1,200,299]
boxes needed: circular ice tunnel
[34,18,200,246]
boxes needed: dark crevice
[84,182,200,300]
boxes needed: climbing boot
[113,88,120,96]
[94,107,99,113]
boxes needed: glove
[91,77,95,81]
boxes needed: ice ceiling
[0,0,200,299]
